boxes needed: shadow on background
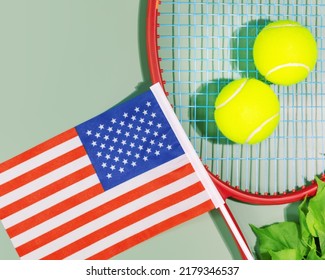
[209,209,243,260]
[189,79,234,144]
[230,19,272,83]
[188,19,274,145]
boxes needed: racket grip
[218,204,254,260]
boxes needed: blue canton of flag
[76,90,184,191]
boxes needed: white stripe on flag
[65,192,209,260]
[0,137,82,185]
[20,172,201,259]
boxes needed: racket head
[146,0,323,204]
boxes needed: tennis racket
[146,0,324,259]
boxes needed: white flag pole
[150,83,254,260]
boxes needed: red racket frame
[146,0,319,206]
[146,0,323,260]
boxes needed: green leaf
[306,248,323,260]
[298,196,313,256]
[306,177,325,256]
[315,176,325,189]
[298,196,309,236]
[306,238,323,260]
[250,177,325,260]
[250,222,304,260]
[269,249,301,260]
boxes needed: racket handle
[218,204,254,260]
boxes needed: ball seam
[265,63,310,80]
[215,79,248,110]
[245,113,279,144]
[264,23,301,30]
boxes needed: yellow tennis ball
[214,78,280,144]
[253,20,317,85]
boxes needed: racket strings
[157,0,325,195]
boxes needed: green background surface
[0,0,293,260]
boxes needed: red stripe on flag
[0,165,96,220]
[41,182,206,259]
[15,163,194,257]
[88,200,214,260]
[0,129,77,173]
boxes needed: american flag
[0,83,223,260]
